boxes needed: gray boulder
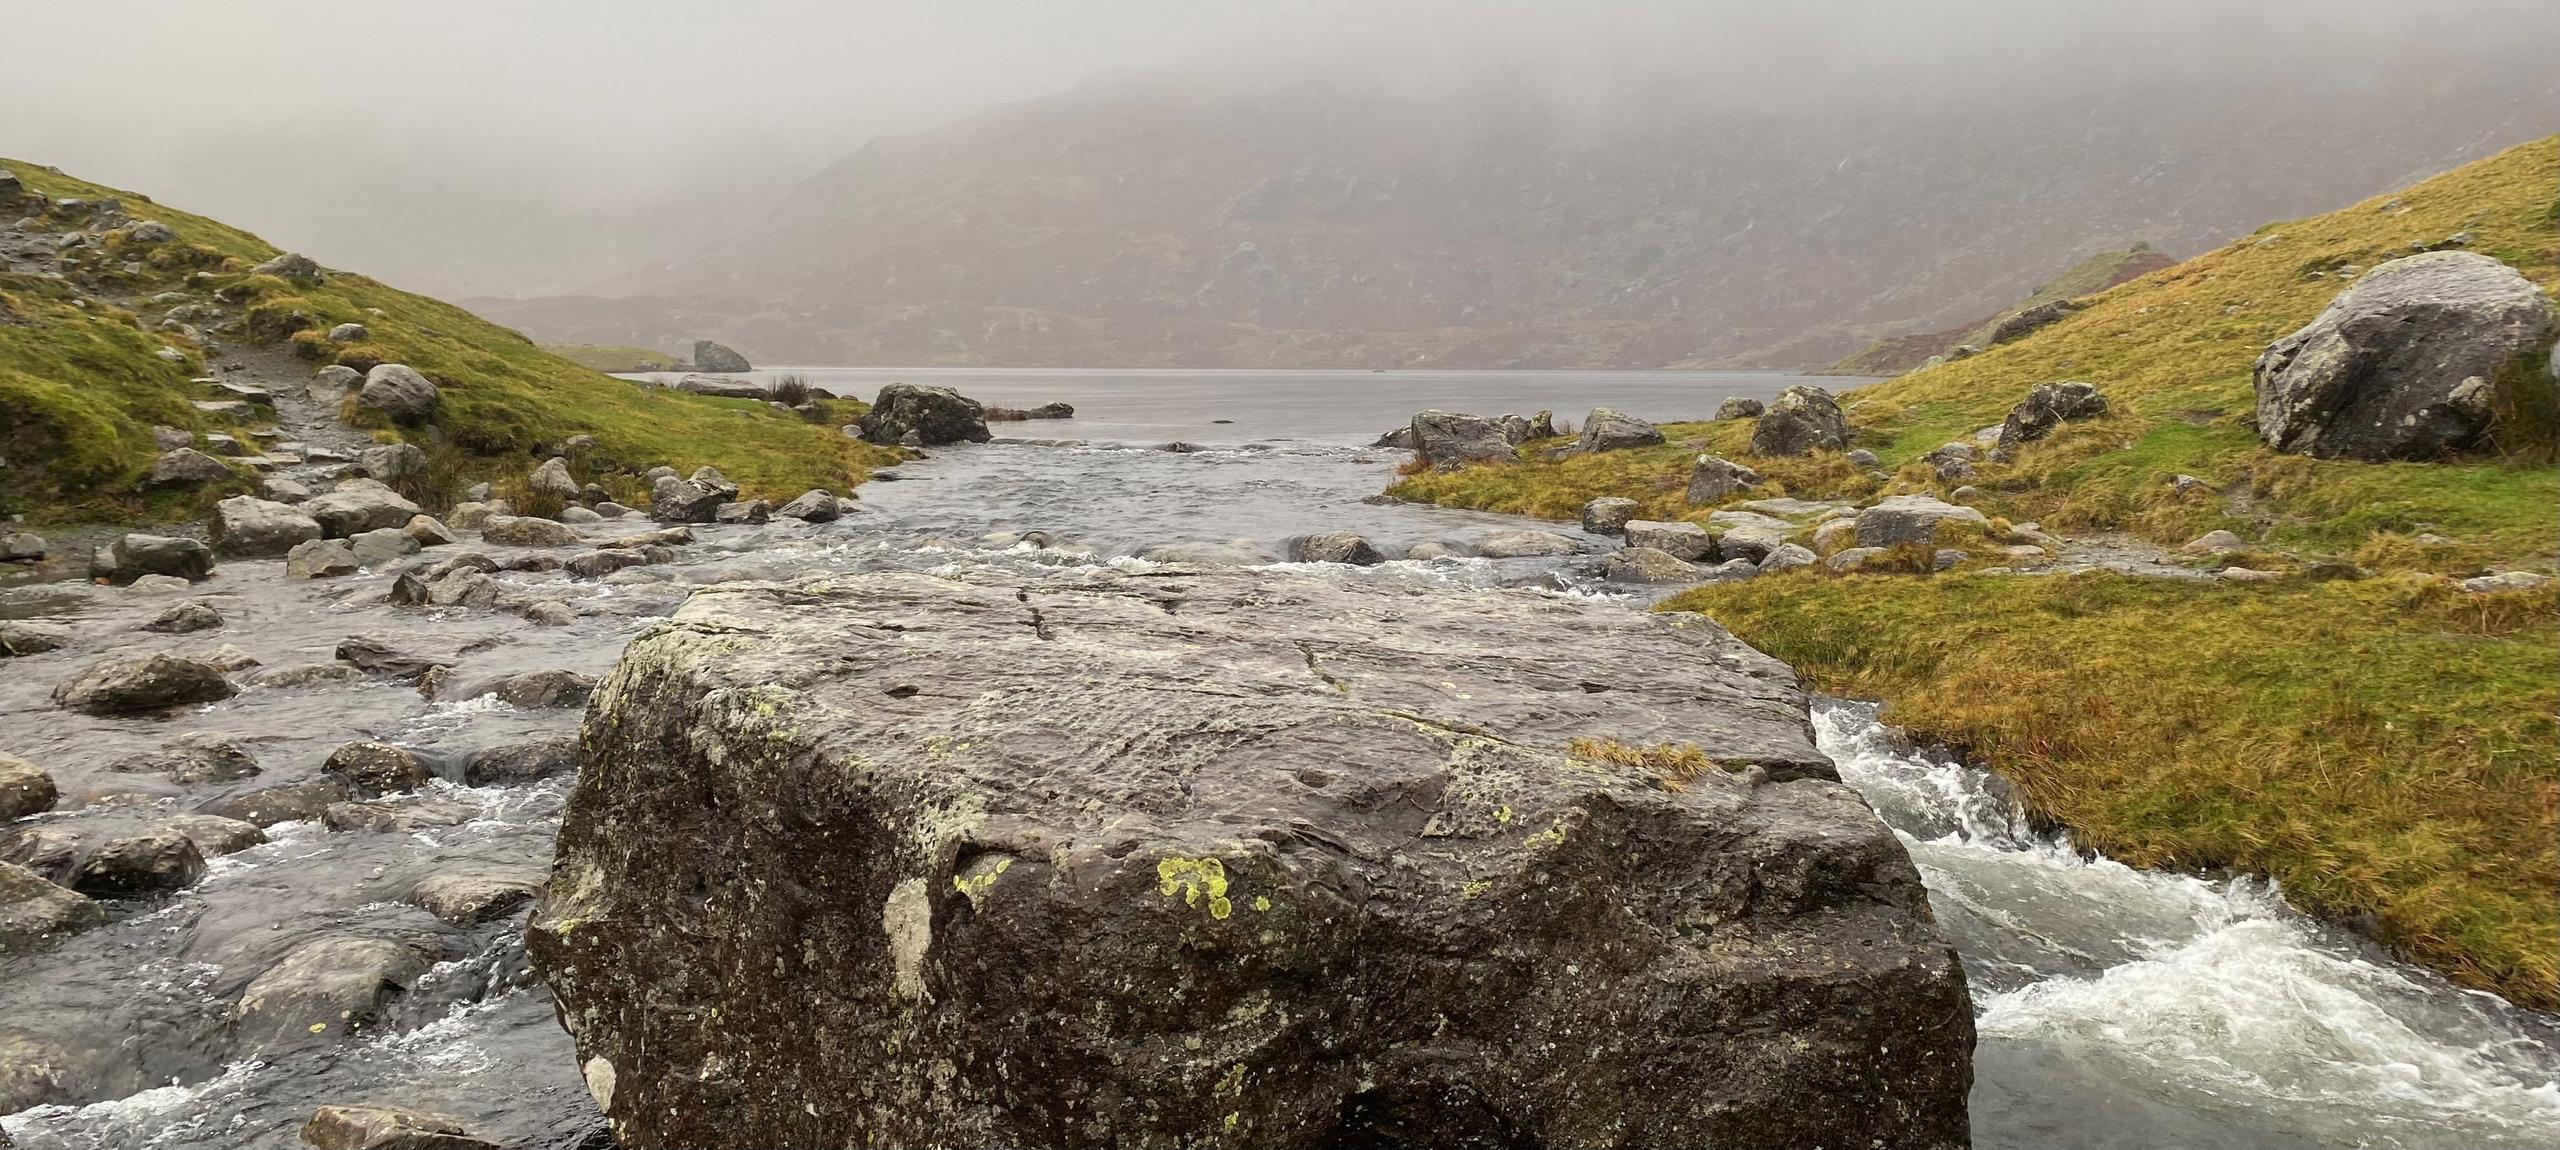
[303,479,421,538]
[530,457,582,502]
[68,832,205,898]
[1,532,43,562]
[1621,520,1714,561]
[51,653,236,714]
[1475,529,1581,558]
[1988,300,2076,345]
[250,252,323,283]
[211,496,322,557]
[285,539,360,579]
[1407,410,1516,469]
[145,448,235,488]
[303,1105,497,1150]
[1579,496,1640,535]
[356,364,439,424]
[141,601,223,634]
[529,569,1969,1150]
[777,489,841,522]
[233,936,434,1052]
[1760,543,1820,573]
[110,735,260,784]
[2,860,104,953]
[1749,385,1850,457]
[481,515,580,548]
[358,443,426,483]
[404,514,456,547]
[0,621,71,657]
[714,500,771,525]
[194,780,351,827]
[156,815,267,859]
[1577,407,1664,453]
[327,321,368,343]
[1287,532,1385,566]
[1684,454,1764,506]
[677,374,769,399]
[1703,511,1795,564]
[410,875,540,926]
[2255,252,2554,460]
[1715,397,1766,420]
[1854,496,1991,549]
[691,339,753,373]
[310,364,363,394]
[1603,546,1702,584]
[321,742,436,797]
[651,479,722,523]
[0,754,57,821]
[1997,381,2110,448]
[95,534,212,584]
[859,383,992,446]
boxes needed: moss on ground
[1394,138,2560,1006]
[0,159,897,520]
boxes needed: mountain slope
[1824,245,2177,376]
[470,67,2557,369]
[0,160,892,520]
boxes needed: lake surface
[4,369,2555,1149]
[636,365,1830,446]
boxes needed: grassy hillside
[1826,244,2177,376]
[1389,137,2560,1005]
[0,160,896,520]
[541,342,686,372]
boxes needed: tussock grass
[1666,571,2560,1007]
[1567,737,1721,789]
[539,342,683,372]
[1,159,898,521]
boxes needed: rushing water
[4,370,2554,1148]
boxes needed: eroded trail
[3,428,2554,1149]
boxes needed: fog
[2,0,2552,299]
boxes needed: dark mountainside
[465,65,2558,370]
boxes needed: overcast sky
[3,1,2552,297]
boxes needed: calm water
[639,365,1823,447]
[4,369,2554,1149]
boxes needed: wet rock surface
[531,567,1968,1149]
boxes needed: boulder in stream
[51,654,236,715]
[212,496,323,557]
[234,936,435,1052]
[0,754,58,820]
[1287,532,1385,565]
[94,534,212,584]
[1,860,105,953]
[530,568,1971,1149]
[302,1104,498,1150]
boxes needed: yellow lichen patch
[1157,856,1234,920]
[1251,895,1272,913]
[951,856,1014,910]
[1567,737,1720,790]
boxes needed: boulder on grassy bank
[1749,385,1850,457]
[1407,410,1516,469]
[1997,381,2111,449]
[2253,251,2554,461]
[356,365,439,424]
[532,569,1971,1150]
[1577,407,1664,452]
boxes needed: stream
[3,369,2555,1148]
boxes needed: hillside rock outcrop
[531,567,1972,1150]
[2253,251,2553,460]
[691,340,753,373]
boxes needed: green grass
[1665,571,2559,1007]
[541,342,685,372]
[1392,139,2560,1005]
[1826,244,2176,375]
[0,159,897,520]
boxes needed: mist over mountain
[469,44,2556,368]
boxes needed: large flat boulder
[2254,251,2554,460]
[211,496,323,557]
[691,339,753,373]
[531,568,1971,1150]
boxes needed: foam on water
[1813,701,2560,1149]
